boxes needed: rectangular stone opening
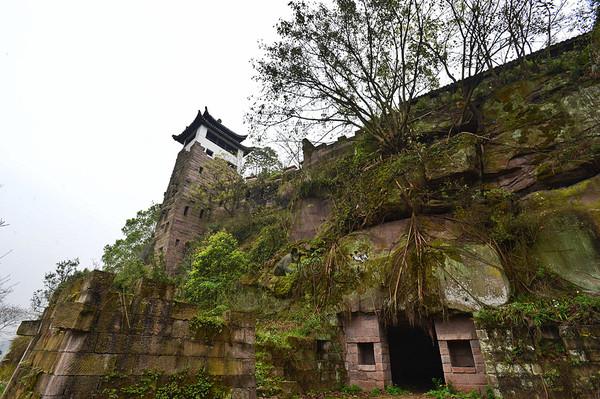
[183,206,190,216]
[358,342,375,365]
[316,339,327,360]
[448,340,475,367]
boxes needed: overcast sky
[0,0,290,307]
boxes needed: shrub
[183,231,248,309]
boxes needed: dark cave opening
[387,324,445,391]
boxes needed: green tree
[243,147,282,177]
[248,0,441,154]
[31,258,80,314]
[102,203,161,272]
[183,231,248,308]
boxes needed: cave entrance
[387,323,444,391]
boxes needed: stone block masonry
[434,316,488,394]
[154,142,228,275]
[477,323,600,399]
[342,313,392,390]
[2,271,255,399]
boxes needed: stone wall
[341,313,391,390]
[434,317,488,394]
[259,335,345,395]
[2,271,255,399]
[302,136,354,170]
[477,323,600,399]
[154,142,237,275]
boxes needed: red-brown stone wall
[154,142,231,275]
[341,313,392,390]
[435,316,488,394]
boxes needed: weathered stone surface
[425,133,480,182]
[521,176,600,292]
[437,244,510,311]
[290,197,332,241]
[51,302,95,332]
[17,320,41,336]
[478,323,600,398]
[531,212,600,292]
[153,142,223,275]
[2,272,256,399]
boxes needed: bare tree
[248,0,442,154]
[431,0,509,129]
[0,276,27,332]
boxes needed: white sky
[0,0,290,307]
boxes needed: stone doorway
[386,323,444,390]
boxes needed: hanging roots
[384,212,444,325]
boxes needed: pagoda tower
[154,107,251,275]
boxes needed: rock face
[3,271,255,399]
[438,245,510,312]
[283,34,600,397]
[339,220,511,313]
[522,175,600,293]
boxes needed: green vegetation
[102,369,225,399]
[84,19,600,399]
[475,295,600,328]
[340,385,362,395]
[384,385,409,396]
[101,203,171,290]
[30,258,84,314]
[243,146,283,177]
[255,360,284,397]
[426,380,495,399]
[183,231,248,309]
[102,203,160,270]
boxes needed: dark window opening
[175,239,180,247]
[206,149,214,157]
[387,324,444,390]
[198,166,204,174]
[183,206,189,216]
[448,340,475,367]
[539,325,560,340]
[316,340,328,360]
[199,209,205,219]
[358,343,375,365]
[206,131,238,155]
[159,247,164,252]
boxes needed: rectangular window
[448,340,475,367]
[198,166,204,174]
[199,209,205,219]
[206,149,214,157]
[358,343,376,365]
[183,206,189,216]
[175,239,180,247]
